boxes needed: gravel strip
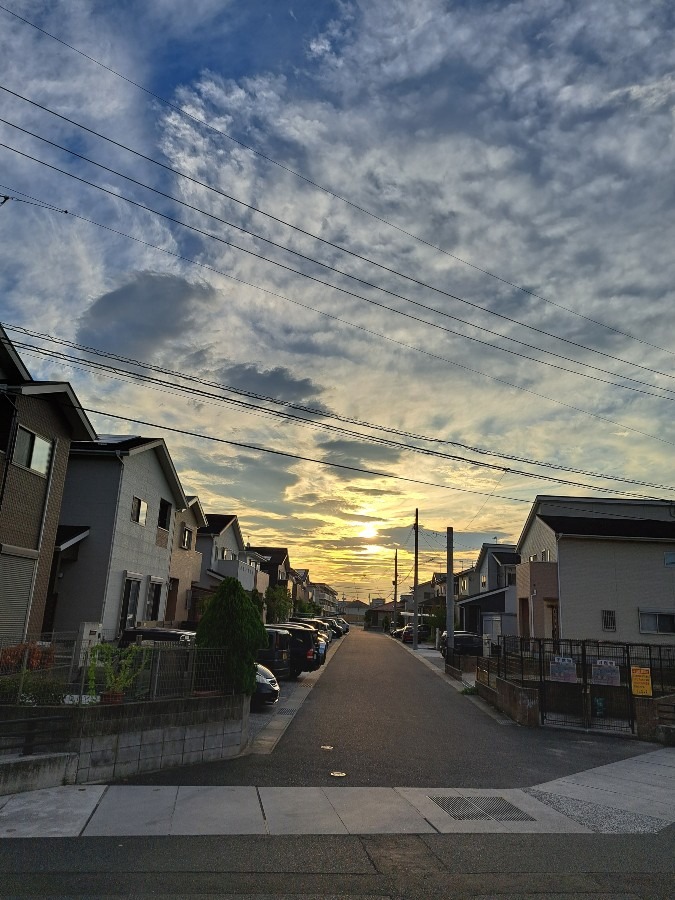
[526,788,667,833]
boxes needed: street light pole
[392,549,398,633]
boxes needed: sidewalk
[0,748,672,836]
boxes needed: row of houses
[402,496,675,645]
[0,326,338,647]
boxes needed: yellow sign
[631,666,653,697]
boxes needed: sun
[358,523,378,539]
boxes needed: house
[246,546,290,592]
[49,436,187,638]
[194,515,269,607]
[515,495,675,643]
[338,598,369,625]
[165,495,207,625]
[456,543,519,639]
[288,567,313,610]
[0,326,96,641]
[313,582,339,614]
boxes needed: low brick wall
[0,693,249,794]
[496,677,540,726]
[634,692,675,744]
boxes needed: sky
[1,0,674,602]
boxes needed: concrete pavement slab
[259,786,348,834]
[0,785,105,837]
[83,785,177,835]
[323,787,435,834]
[533,778,674,821]
[170,786,266,834]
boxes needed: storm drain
[275,708,297,716]
[428,795,535,822]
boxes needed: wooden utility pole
[413,508,419,650]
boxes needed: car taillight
[306,648,315,659]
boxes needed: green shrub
[196,577,266,695]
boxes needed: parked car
[290,617,332,643]
[440,631,483,657]
[401,624,432,643]
[390,626,406,639]
[256,627,291,679]
[251,663,279,709]
[287,621,328,665]
[335,617,350,632]
[275,623,321,678]
[118,627,195,648]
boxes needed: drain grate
[275,707,297,716]
[428,795,535,822]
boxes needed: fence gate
[539,640,635,733]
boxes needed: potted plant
[87,642,146,703]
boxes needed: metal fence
[476,637,675,733]
[0,636,234,703]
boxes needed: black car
[256,627,291,679]
[251,663,280,709]
[440,631,483,657]
[275,623,320,678]
[118,627,195,648]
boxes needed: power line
[3,182,675,457]
[7,321,675,493]
[1,5,670,361]
[3,88,672,380]
[3,137,675,406]
[15,336,670,498]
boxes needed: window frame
[180,526,192,550]
[13,425,53,476]
[639,608,675,635]
[131,496,148,526]
[601,609,616,632]
[157,498,172,531]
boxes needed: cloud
[76,272,218,360]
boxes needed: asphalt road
[125,626,656,788]
[1,628,672,898]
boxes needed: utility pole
[446,526,454,650]
[392,549,398,632]
[413,508,419,650]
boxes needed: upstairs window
[131,496,147,525]
[13,426,52,475]
[601,609,616,632]
[157,498,172,530]
[480,575,487,588]
[180,526,192,550]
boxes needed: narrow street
[127,626,656,788]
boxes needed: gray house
[457,543,519,639]
[50,436,187,638]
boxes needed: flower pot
[101,690,124,705]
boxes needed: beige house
[165,495,206,625]
[516,496,675,643]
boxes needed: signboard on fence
[591,659,621,686]
[549,656,577,683]
[630,666,653,697]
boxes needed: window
[529,554,537,562]
[145,581,162,621]
[541,550,550,562]
[13,426,52,475]
[665,552,675,567]
[157,498,172,530]
[131,496,147,525]
[180,526,192,550]
[480,575,487,588]
[601,609,616,632]
[639,610,675,634]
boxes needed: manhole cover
[428,795,535,822]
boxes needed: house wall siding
[519,516,557,563]
[559,538,675,643]
[168,507,202,623]
[105,449,176,634]
[0,394,74,639]
[54,456,121,632]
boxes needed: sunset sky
[1,1,674,601]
